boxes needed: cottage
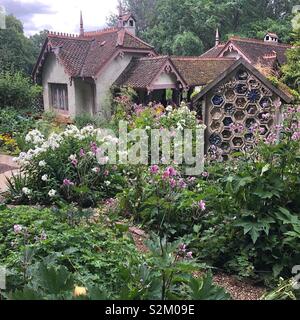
[33,9,293,156]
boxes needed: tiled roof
[200,44,225,58]
[171,57,236,86]
[115,56,237,88]
[201,37,291,66]
[34,28,154,78]
[115,56,170,88]
[229,37,291,65]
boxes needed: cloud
[0,0,118,35]
[1,0,55,19]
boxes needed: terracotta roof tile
[171,57,236,86]
[201,37,291,67]
[115,56,170,88]
[34,28,154,78]
[201,44,226,58]
[229,37,291,65]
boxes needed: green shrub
[0,72,42,110]
[74,113,105,129]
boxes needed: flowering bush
[118,164,207,238]
[9,125,125,206]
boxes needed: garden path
[0,154,19,193]
[129,226,266,300]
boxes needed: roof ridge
[48,31,80,39]
[171,56,235,61]
[139,55,169,60]
[230,36,292,47]
[83,27,118,37]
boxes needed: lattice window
[207,68,280,157]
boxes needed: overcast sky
[0,0,119,36]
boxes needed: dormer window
[129,19,134,27]
[264,33,279,43]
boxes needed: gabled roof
[114,56,187,90]
[171,57,236,86]
[192,58,293,104]
[115,56,240,90]
[201,44,226,58]
[33,27,154,79]
[201,36,292,67]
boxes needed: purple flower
[166,166,177,177]
[13,224,23,234]
[198,200,206,211]
[178,179,187,189]
[179,243,187,253]
[202,171,209,178]
[63,179,74,187]
[90,142,101,155]
[71,159,78,167]
[150,165,159,174]
[292,132,300,141]
[186,251,193,259]
[79,149,85,157]
[169,178,177,189]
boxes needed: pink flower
[166,166,177,177]
[198,200,206,211]
[150,165,159,174]
[104,170,110,177]
[14,224,23,234]
[292,132,300,141]
[71,159,78,167]
[186,251,193,259]
[179,243,187,253]
[63,179,74,186]
[202,171,209,178]
[169,178,177,188]
[178,179,187,189]
[79,149,85,157]
[90,142,101,155]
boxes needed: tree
[0,15,35,74]
[172,32,204,56]
[30,30,48,60]
[115,0,299,55]
[282,27,300,90]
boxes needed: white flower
[25,130,45,145]
[92,167,100,173]
[104,181,111,186]
[41,174,48,182]
[39,160,46,167]
[48,189,57,197]
[69,154,77,161]
[166,105,173,112]
[22,187,31,195]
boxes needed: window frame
[49,83,69,111]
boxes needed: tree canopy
[0,15,47,75]
[113,0,298,56]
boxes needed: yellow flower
[73,286,87,297]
